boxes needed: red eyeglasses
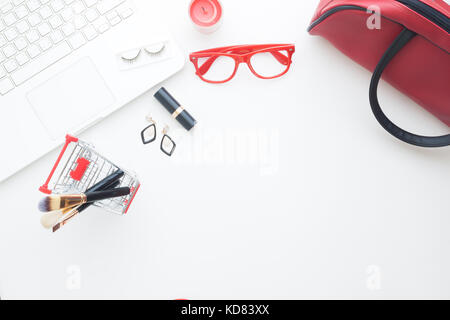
[189,44,295,83]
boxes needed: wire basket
[39,135,140,215]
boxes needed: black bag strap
[369,28,450,148]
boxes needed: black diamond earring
[141,116,157,144]
[160,125,176,156]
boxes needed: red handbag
[308,0,449,147]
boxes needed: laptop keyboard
[0,0,133,95]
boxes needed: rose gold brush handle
[53,208,79,232]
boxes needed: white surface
[27,57,115,139]
[0,0,449,299]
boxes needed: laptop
[0,0,185,182]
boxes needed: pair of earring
[141,116,176,156]
[121,43,165,63]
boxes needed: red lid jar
[189,0,223,33]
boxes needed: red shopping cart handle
[39,135,79,194]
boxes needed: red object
[308,0,449,147]
[124,183,140,214]
[189,44,296,83]
[189,0,222,26]
[70,158,90,181]
[39,134,78,194]
[38,134,140,217]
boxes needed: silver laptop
[0,0,185,182]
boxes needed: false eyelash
[144,43,165,56]
[121,49,142,63]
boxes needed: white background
[0,0,449,299]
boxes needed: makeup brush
[43,180,123,230]
[40,170,125,229]
[52,181,122,232]
[40,207,74,229]
[38,169,124,214]
[86,170,124,192]
[38,187,131,212]
[75,180,123,213]
[52,208,78,232]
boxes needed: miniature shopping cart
[39,135,140,215]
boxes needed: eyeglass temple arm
[198,56,219,75]
[197,49,289,76]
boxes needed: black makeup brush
[43,180,123,230]
[52,180,123,232]
[38,170,124,214]
[40,170,124,229]
[86,170,124,192]
[38,187,131,212]
[76,181,123,213]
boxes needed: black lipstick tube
[154,87,197,131]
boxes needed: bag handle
[369,28,450,148]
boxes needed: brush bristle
[52,223,61,232]
[38,197,51,212]
[40,211,63,229]
[38,196,66,212]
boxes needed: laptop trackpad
[27,57,115,140]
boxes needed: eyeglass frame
[189,44,295,84]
